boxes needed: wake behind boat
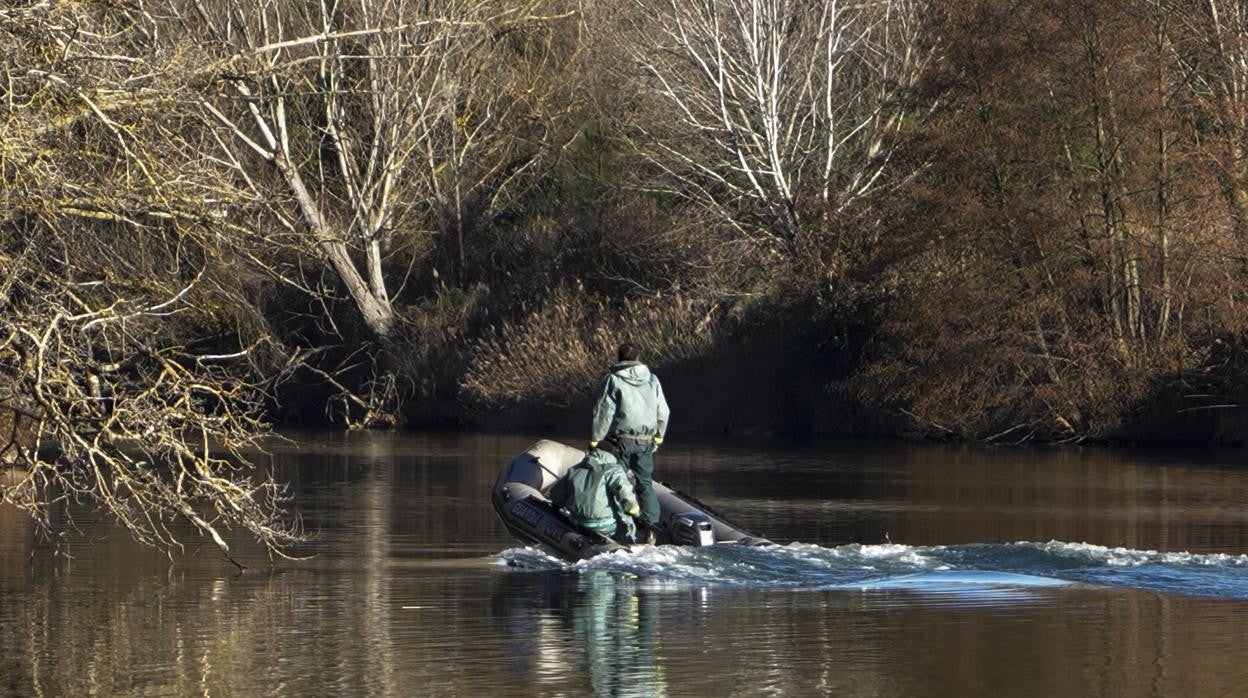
[491,440,771,561]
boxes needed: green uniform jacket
[590,361,670,444]
[550,449,641,532]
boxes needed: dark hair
[617,342,640,362]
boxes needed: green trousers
[620,441,659,528]
[585,516,637,544]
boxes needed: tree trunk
[273,154,397,340]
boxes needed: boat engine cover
[671,512,715,546]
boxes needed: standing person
[590,342,670,543]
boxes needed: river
[3,431,1248,696]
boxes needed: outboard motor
[670,512,715,547]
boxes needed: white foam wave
[498,540,951,588]
[498,539,1248,600]
[1027,540,1248,568]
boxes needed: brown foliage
[462,285,718,408]
[858,0,1248,441]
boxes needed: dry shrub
[462,285,718,407]
[394,284,488,400]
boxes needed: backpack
[549,462,606,522]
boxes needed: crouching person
[550,441,641,544]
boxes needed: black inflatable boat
[491,440,770,561]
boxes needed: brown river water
[3,431,1248,696]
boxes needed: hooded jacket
[590,361,670,444]
[549,448,641,531]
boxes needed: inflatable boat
[491,439,770,561]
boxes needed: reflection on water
[3,431,1248,696]
[493,571,665,697]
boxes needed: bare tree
[192,0,439,341]
[624,0,936,254]
[1171,1,1248,240]
[188,0,576,332]
[1,2,301,564]
[171,0,579,424]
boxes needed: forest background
[7,0,1248,557]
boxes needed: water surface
[3,432,1248,696]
